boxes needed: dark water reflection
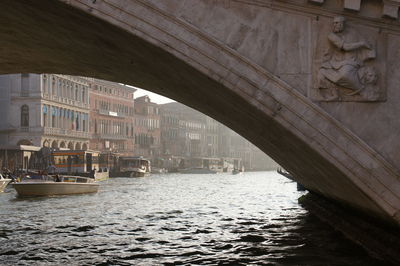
[0,171,383,265]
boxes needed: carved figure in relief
[357,66,380,100]
[317,16,378,101]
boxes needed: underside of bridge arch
[1,0,400,225]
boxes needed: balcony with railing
[43,127,91,139]
[10,91,42,99]
[42,93,89,109]
[92,133,134,140]
[20,91,29,97]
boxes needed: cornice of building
[43,127,91,140]
[49,74,90,87]
[89,90,135,103]
[90,78,137,92]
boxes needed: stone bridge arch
[1,0,400,225]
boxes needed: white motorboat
[130,166,149,177]
[112,157,151,177]
[12,175,99,197]
[151,167,168,174]
[232,169,242,175]
[232,166,245,175]
[0,174,12,192]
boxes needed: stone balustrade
[43,127,90,139]
[92,133,134,140]
[42,93,90,109]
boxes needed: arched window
[68,142,74,150]
[21,105,29,127]
[51,140,58,149]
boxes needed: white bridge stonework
[1,0,400,225]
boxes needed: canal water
[0,171,384,265]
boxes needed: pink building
[133,96,161,161]
[89,79,136,156]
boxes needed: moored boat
[129,166,149,177]
[12,175,99,197]
[51,150,109,181]
[92,169,109,181]
[277,167,306,191]
[179,167,218,174]
[277,167,294,181]
[111,156,151,177]
[0,174,11,192]
[151,167,168,174]
[232,168,242,175]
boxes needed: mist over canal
[0,172,382,265]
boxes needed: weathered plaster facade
[1,0,400,225]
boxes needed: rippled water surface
[0,171,383,265]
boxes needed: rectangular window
[21,74,29,97]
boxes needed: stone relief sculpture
[316,16,381,101]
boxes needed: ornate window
[21,105,29,127]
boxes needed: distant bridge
[1,0,400,225]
